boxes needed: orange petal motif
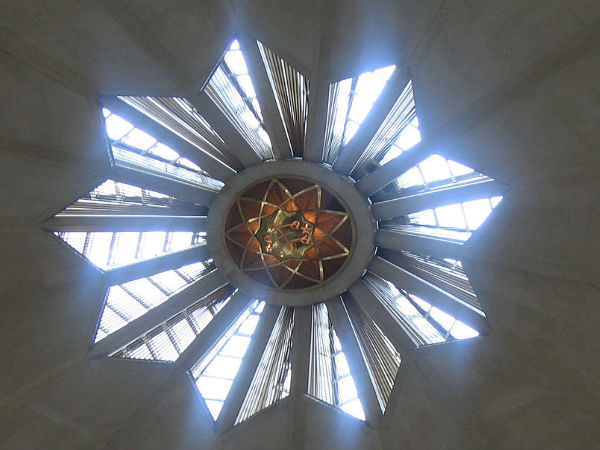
[225,177,353,290]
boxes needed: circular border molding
[207,160,376,307]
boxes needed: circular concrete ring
[207,160,376,307]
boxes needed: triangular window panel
[94,262,215,342]
[51,180,207,270]
[56,229,206,270]
[191,300,265,420]
[205,40,272,160]
[236,306,293,424]
[344,295,401,412]
[363,273,479,347]
[308,303,366,421]
[372,154,494,202]
[103,107,223,190]
[116,96,239,170]
[353,80,418,177]
[110,285,235,361]
[380,194,503,243]
[378,249,482,312]
[257,41,308,157]
[322,65,396,164]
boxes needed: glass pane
[110,232,140,266]
[335,353,350,377]
[340,398,365,421]
[196,376,233,401]
[450,321,479,339]
[105,114,134,140]
[429,307,455,331]
[150,270,187,293]
[447,160,474,177]
[85,232,113,268]
[338,376,358,403]
[355,71,387,100]
[419,155,452,183]
[395,122,421,150]
[224,49,248,75]
[138,232,166,260]
[462,198,493,230]
[434,204,466,229]
[348,94,373,124]
[409,209,437,226]
[121,128,156,150]
[168,232,194,251]
[204,400,224,420]
[203,356,242,379]
[149,143,179,161]
[220,335,251,358]
[237,314,259,336]
[148,331,179,361]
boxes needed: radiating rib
[372,179,504,219]
[91,269,228,357]
[178,291,254,370]
[45,215,207,232]
[238,36,293,159]
[290,306,312,394]
[257,41,308,158]
[348,280,416,352]
[236,307,293,424]
[189,92,263,168]
[217,304,281,433]
[376,229,464,260]
[351,80,416,178]
[369,256,488,333]
[303,79,329,163]
[356,141,433,196]
[111,165,216,207]
[378,249,481,311]
[333,68,411,175]
[326,296,384,424]
[101,96,237,181]
[104,245,210,285]
[118,96,243,171]
[343,295,401,412]
[61,199,205,217]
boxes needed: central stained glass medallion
[225,177,354,290]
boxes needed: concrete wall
[0,1,599,449]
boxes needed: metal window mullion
[120,284,154,310]
[106,232,118,266]
[340,78,358,149]
[165,327,183,354]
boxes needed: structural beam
[45,215,207,232]
[372,179,504,219]
[178,291,254,370]
[303,79,330,163]
[356,141,432,196]
[238,35,293,160]
[376,229,464,260]
[111,165,216,207]
[103,245,210,285]
[289,305,312,395]
[217,304,280,433]
[333,68,411,175]
[189,92,263,168]
[90,269,229,357]
[100,96,237,181]
[326,296,383,425]
[348,280,415,352]
[369,256,488,332]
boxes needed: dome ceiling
[44,36,504,431]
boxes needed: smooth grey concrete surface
[0,1,599,449]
